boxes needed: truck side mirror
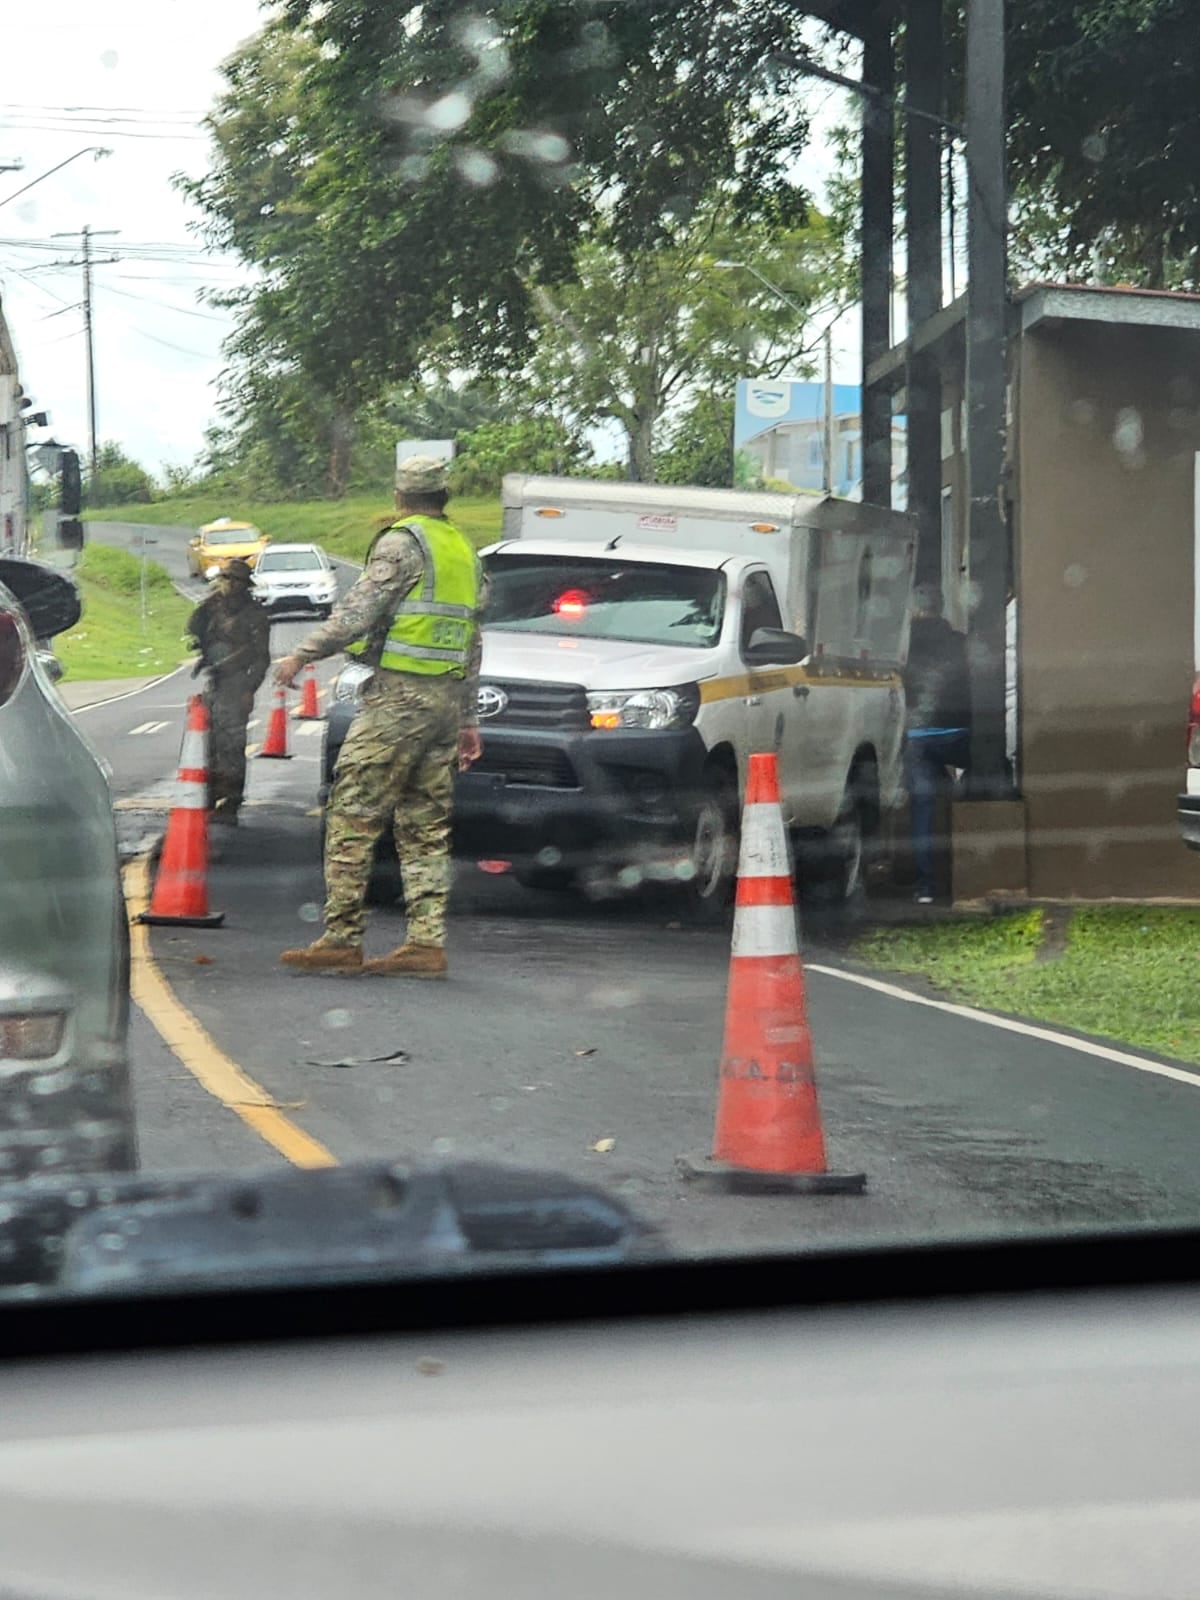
[745,627,809,666]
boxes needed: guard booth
[874,281,1200,902]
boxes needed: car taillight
[0,1011,66,1062]
[1188,675,1200,766]
[0,609,27,707]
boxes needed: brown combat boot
[280,938,363,973]
[362,944,448,979]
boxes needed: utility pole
[51,226,119,486]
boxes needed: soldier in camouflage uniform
[186,558,271,826]
[275,456,484,977]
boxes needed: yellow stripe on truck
[699,666,901,705]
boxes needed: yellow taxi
[187,518,272,579]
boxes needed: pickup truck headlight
[586,685,700,731]
[332,663,373,703]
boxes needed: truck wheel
[682,767,738,923]
[802,771,874,918]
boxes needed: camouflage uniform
[187,569,271,818]
[291,521,484,951]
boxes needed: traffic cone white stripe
[179,726,205,771]
[173,777,207,812]
[730,903,800,959]
[737,802,791,879]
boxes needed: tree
[656,394,736,489]
[1004,0,1200,288]
[526,207,840,481]
[84,443,155,509]
[449,417,591,495]
[221,1,829,390]
[179,20,416,496]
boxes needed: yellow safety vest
[347,514,478,677]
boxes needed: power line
[95,279,231,322]
[0,260,74,305]
[1,102,207,119]
[39,299,85,320]
[0,123,207,142]
[128,325,220,360]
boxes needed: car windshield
[484,555,725,648]
[2,0,1196,1313]
[204,527,259,546]
[257,551,322,573]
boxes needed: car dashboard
[0,1228,1195,1600]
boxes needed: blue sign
[733,378,906,503]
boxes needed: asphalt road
[72,519,1200,1257]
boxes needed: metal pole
[82,227,98,485]
[905,0,945,589]
[964,0,1011,797]
[860,17,895,507]
[822,326,834,495]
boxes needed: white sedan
[251,543,339,619]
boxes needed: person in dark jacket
[903,584,971,903]
[186,559,271,826]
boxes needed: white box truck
[323,475,916,917]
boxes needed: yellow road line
[123,857,336,1170]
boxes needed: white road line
[806,962,1200,1091]
[127,720,170,736]
[295,722,323,737]
[70,662,192,712]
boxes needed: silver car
[0,558,136,1180]
[250,543,339,618]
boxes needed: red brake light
[554,589,589,620]
[1188,676,1200,766]
[0,611,26,707]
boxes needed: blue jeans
[905,731,969,898]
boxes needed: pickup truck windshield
[484,555,725,648]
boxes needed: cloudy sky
[0,1,858,481]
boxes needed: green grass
[857,906,1200,1064]
[85,495,504,559]
[55,543,194,682]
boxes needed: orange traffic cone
[137,696,224,928]
[258,686,292,759]
[295,665,320,720]
[678,752,864,1194]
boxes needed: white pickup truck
[455,475,916,913]
[324,476,916,915]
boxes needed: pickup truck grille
[477,678,589,731]
[474,744,580,789]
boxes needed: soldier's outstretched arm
[274,532,424,685]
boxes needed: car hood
[480,629,720,690]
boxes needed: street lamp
[0,147,112,211]
[715,258,837,496]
